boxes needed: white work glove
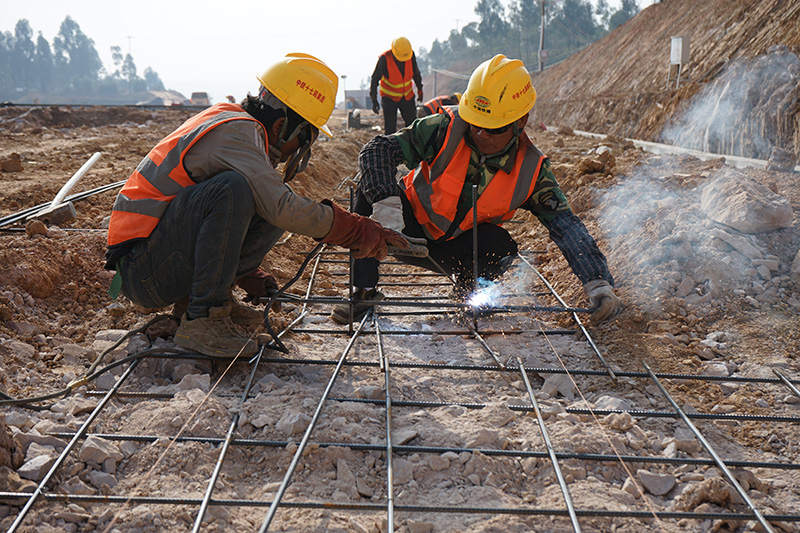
[370,196,405,233]
[583,280,623,325]
[371,196,427,246]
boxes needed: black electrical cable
[4,244,326,408]
[0,315,176,410]
[258,242,325,354]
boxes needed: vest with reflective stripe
[107,102,263,246]
[379,50,414,102]
[402,107,545,241]
[423,95,458,115]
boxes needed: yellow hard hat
[391,37,413,62]
[256,53,338,137]
[459,54,537,129]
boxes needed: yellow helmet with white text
[256,53,338,137]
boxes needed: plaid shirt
[357,112,613,285]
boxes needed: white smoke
[594,160,764,312]
[660,46,800,160]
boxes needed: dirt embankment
[530,0,800,160]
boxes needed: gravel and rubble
[0,105,799,532]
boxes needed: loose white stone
[275,412,311,435]
[78,435,124,465]
[637,469,677,495]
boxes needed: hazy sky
[3,0,644,105]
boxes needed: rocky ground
[0,105,799,532]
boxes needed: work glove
[320,200,409,261]
[372,100,380,114]
[583,280,623,325]
[237,268,281,311]
[371,196,427,247]
[417,88,423,103]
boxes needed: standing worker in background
[106,53,407,358]
[417,92,462,118]
[370,37,423,134]
[333,54,622,326]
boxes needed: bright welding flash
[468,282,501,307]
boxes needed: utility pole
[341,75,348,131]
[538,0,546,72]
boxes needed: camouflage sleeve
[392,112,450,169]
[522,160,614,285]
[520,160,572,222]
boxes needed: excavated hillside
[530,0,800,160]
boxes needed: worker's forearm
[357,135,404,203]
[544,211,614,285]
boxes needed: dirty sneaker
[174,305,259,358]
[330,288,385,324]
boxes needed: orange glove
[320,200,408,260]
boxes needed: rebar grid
[3,247,799,533]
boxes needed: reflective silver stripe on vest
[506,142,545,213]
[408,107,468,237]
[111,193,166,216]
[113,110,251,218]
[430,108,467,176]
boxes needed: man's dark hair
[241,94,285,132]
[241,94,307,138]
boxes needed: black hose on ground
[258,242,325,354]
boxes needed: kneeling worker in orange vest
[370,37,423,134]
[105,53,408,357]
[417,92,461,118]
[332,55,622,326]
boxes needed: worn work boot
[174,305,259,358]
[330,288,385,325]
[172,298,263,327]
[229,300,265,327]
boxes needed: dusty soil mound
[530,0,800,159]
[0,105,160,132]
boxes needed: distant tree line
[417,0,640,78]
[0,16,164,102]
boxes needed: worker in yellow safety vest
[332,55,622,326]
[106,53,407,358]
[370,37,423,134]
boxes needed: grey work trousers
[119,171,283,319]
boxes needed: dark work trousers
[381,95,417,134]
[119,171,284,319]
[351,188,519,294]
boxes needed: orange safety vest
[422,95,458,116]
[379,50,414,102]
[107,102,264,247]
[402,107,545,241]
